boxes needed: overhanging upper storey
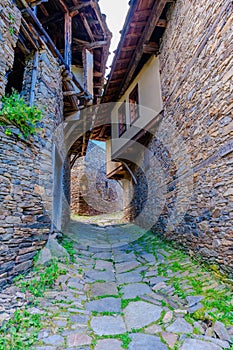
[92,0,172,141]
[16,0,111,116]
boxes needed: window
[129,84,139,124]
[5,44,27,95]
[118,101,126,136]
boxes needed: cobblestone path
[0,216,233,350]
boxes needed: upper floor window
[118,101,126,136]
[129,84,139,124]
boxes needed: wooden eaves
[91,0,170,141]
[16,0,111,158]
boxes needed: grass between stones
[0,246,71,349]
[137,232,233,328]
[121,296,141,309]
[14,260,67,297]
[91,333,132,349]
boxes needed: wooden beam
[40,12,63,25]
[112,69,126,75]
[98,125,107,138]
[70,1,92,13]
[19,0,66,63]
[17,37,31,55]
[19,0,91,101]
[64,12,72,68]
[21,18,40,50]
[125,33,141,39]
[90,2,110,38]
[58,0,69,13]
[73,37,90,46]
[73,38,107,50]
[63,90,82,96]
[80,13,95,42]
[38,4,49,16]
[93,71,103,77]
[88,40,108,49]
[143,42,159,54]
[121,46,137,52]
[130,21,147,28]
[134,9,152,19]
[117,58,130,64]
[110,78,123,84]
[156,19,167,27]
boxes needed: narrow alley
[0,215,232,350]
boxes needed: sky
[99,0,130,75]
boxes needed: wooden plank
[143,41,159,54]
[134,9,152,18]
[117,57,130,64]
[130,21,147,28]
[64,12,72,68]
[125,33,141,39]
[110,78,123,84]
[80,12,95,42]
[121,45,137,52]
[112,69,126,75]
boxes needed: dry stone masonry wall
[0,0,21,104]
[71,142,123,216]
[125,0,233,276]
[0,0,65,288]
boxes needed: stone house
[98,0,233,276]
[71,140,123,216]
[0,0,111,287]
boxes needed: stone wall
[22,49,65,230]
[0,0,65,288]
[125,0,233,276]
[0,0,21,103]
[71,141,123,216]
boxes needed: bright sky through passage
[99,0,129,76]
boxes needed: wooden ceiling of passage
[91,0,171,141]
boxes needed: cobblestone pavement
[1,215,233,350]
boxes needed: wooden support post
[64,12,72,69]
[29,50,39,107]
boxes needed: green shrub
[0,91,42,139]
